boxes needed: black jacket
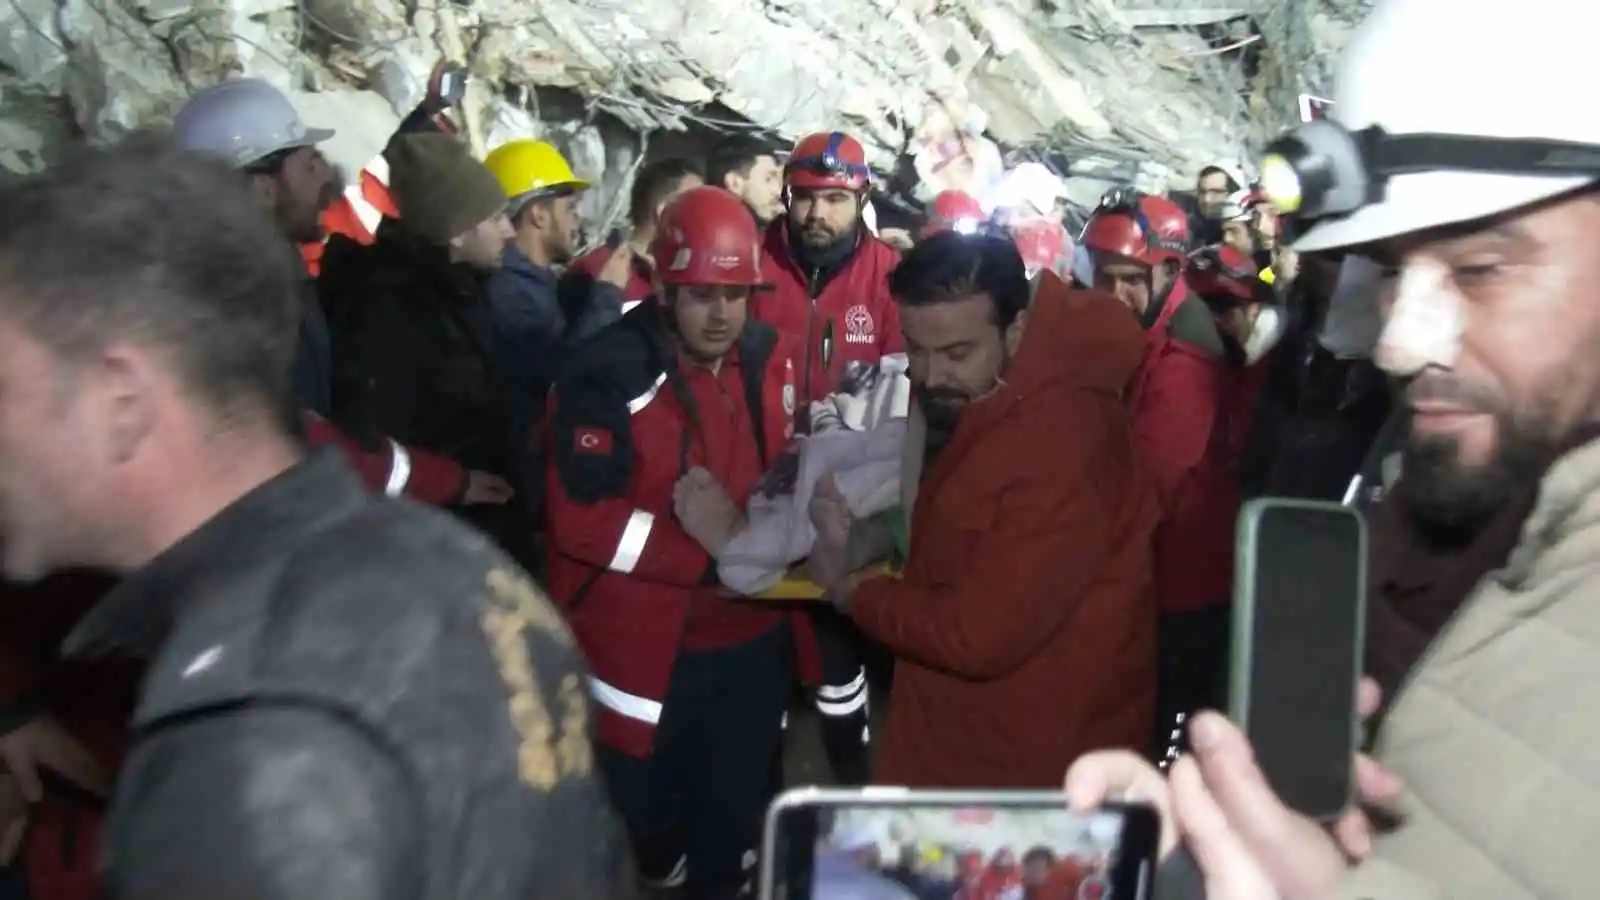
[64,451,635,900]
[319,221,511,475]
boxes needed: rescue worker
[1186,244,1285,372]
[562,157,705,339]
[1081,189,1238,756]
[481,137,592,520]
[1068,1,1600,896]
[810,233,1159,788]
[545,186,815,898]
[0,135,632,899]
[758,130,901,785]
[920,189,987,239]
[170,78,509,508]
[759,130,903,408]
[319,134,528,559]
[706,135,787,227]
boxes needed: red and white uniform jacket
[302,412,466,506]
[544,306,819,757]
[758,223,903,411]
[1126,285,1239,615]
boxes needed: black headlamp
[787,153,872,181]
[1259,119,1600,223]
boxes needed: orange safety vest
[300,155,399,277]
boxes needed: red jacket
[303,412,466,505]
[1125,286,1241,615]
[544,308,818,757]
[0,574,131,900]
[851,275,1159,787]
[565,244,655,305]
[757,223,903,410]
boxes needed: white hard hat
[1290,0,1600,252]
[173,78,336,170]
[1219,188,1258,222]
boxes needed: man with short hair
[759,133,904,784]
[706,135,786,226]
[1190,165,1239,247]
[811,233,1160,787]
[0,135,632,899]
[561,157,705,337]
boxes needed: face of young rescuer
[674,284,749,364]
[1373,190,1600,536]
[893,232,1029,434]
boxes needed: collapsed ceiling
[0,0,1373,206]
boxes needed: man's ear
[98,343,158,465]
[1003,308,1029,358]
[247,173,277,211]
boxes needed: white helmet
[172,78,335,170]
[1262,0,1600,253]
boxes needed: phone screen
[763,790,1156,900]
[1232,500,1366,820]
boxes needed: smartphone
[760,787,1159,900]
[1230,498,1367,822]
[1297,93,1334,123]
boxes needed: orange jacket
[852,274,1160,787]
[300,160,399,277]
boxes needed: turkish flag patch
[573,427,614,455]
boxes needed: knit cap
[384,132,506,245]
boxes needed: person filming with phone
[1066,0,1600,896]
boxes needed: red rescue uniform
[544,307,818,757]
[757,223,903,409]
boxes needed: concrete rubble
[0,0,1373,215]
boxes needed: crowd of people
[0,0,1593,897]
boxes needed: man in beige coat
[1064,0,1600,898]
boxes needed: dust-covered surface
[1,0,1372,209]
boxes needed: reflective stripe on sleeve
[384,440,412,496]
[587,676,663,725]
[628,372,667,415]
[610,509,654,573]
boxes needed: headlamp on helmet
[1260,119,1600,223]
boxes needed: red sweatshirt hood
[1003,270,1145,400]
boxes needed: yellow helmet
[483,139,590,205]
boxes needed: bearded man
[809,232,1161,787]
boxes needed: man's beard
[917,386,968,435]
[800,221,840,249]
[1397,377,1560,544]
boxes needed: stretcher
[756,564,896,600]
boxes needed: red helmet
[1080,187,1190,268]
[786,131,871,192]
[652,187,768,288]
[1186,243,1272,309]
[920,190,986,238]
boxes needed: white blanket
[718,356,910,594]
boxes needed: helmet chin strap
[1140,264,1177,330]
